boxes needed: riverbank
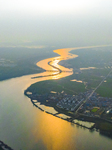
[24,89,112,138]
[24,91,95,130]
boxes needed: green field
[27,78,86,95]
[96,78,112,97]
[91,107,99,113]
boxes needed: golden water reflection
[80,67,96,70]
[28,46,112,149]
[32,111,77,150]
[31,48,79,149]
[36,48,78,80]
[71,79,83,83]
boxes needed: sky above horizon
[1,0,112,15]
[0,0,112,48]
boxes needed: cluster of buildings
[79,92,112,119]
[46,91,91,112]
[27,89,112,121]
[47,90,112,120]
[56,94,84,111]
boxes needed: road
[75,68,112,113]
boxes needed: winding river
[0,47,112,150]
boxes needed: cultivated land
[59,47,112,97]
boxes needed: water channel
[0,47,112,150]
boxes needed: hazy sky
[0,0,112,48]
[1,0,112,15]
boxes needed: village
[49,91,112,120]
[26,90,112,122]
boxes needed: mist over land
[0,0,112,48]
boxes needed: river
[0,47,112,150]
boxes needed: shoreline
[27,93,95,130]
[24,90,112,138]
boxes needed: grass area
[27,67,112,97]
[91,107,99,113]
[27,78,86,95]
[66,67,112,97]
[59,47,112,97]
[96,78,112,97]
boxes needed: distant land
[0,47,56,81]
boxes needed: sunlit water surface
[0,48,112,150]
